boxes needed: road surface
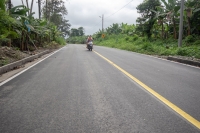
[0,44,200,133]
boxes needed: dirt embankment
[0,42,61,67]
[0,46,50,67]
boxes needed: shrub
[177,48,188,56]
[142,37,147,42]
[132,34,139,42]
[184,35,195,44]
[193,40,200,45]
[125,37,129,41]
[55,37,66,45]
[141,42,154,52]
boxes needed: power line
[90,0,134,34]
[105,0,134,19]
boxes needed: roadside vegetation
[94,32,200,59]
[0,0,70,66]
[68,0,200,59]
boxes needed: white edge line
[0,46,66,87]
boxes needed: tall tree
[42,0,70,37]
[7,0,12,10]
[0,0,6,11]
[184,0,200,36]
[70,28,79,37]
[136,0,161,39]
[160,0,180,39]
[78,27,84,36]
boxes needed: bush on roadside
[132,34,139,42]
[184,35,195,45]
[55,37,66,45]
[141,42,154,53]
[125,37,129,41]
[177,48,188,56]
[193,40,200,46]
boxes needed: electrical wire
[105,0,134,19]
[89,0,134,34]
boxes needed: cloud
[65,0,142,35]
[12,0,143,35]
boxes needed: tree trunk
[30,0,34,14]
[8,0,12,10]
[21,0,24,5]
[26,0,29,15]
[46,0,48,20]
[7,39,11,47]
[187,17,191,36]
[173,17,177,39]
[21,31,25,50]
[161,20,164,39]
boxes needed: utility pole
[178,0,184,47]
[46,0,48,20]
[99,14,104,32]
[38,0,41,19]
[102,14,104,32]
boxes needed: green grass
[95,34,200,59]
[0,58,9,66]
[55,37,67,45]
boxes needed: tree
[78,27,84,36]
[105,23,122,35]
[120,23,136,35]
[159,0,180,39]
[7,0,12,10]
[42,0,67,21]
[69,27,85,37]
[42,0,70,37]
[70,28,79,37]
[184,0,200,36]
[59,19,71,37]
[0,0,6,11]
[136,0,161,39]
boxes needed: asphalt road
[0,44,200,133]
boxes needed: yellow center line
[94,50,200,129]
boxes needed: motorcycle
[87,41,93,51]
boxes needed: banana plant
[0,8,20,46]
[0,0,6,11]
[183,0,200,36]
[159,0,180,39]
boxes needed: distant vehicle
[87,41,93,51]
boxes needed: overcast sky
[12,0,143,35]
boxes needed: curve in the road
[94,50,200,130]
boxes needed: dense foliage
[91,0,200,58]
[0,0,69,51]
[42,0,71,37]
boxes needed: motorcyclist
[86,35,93,48]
